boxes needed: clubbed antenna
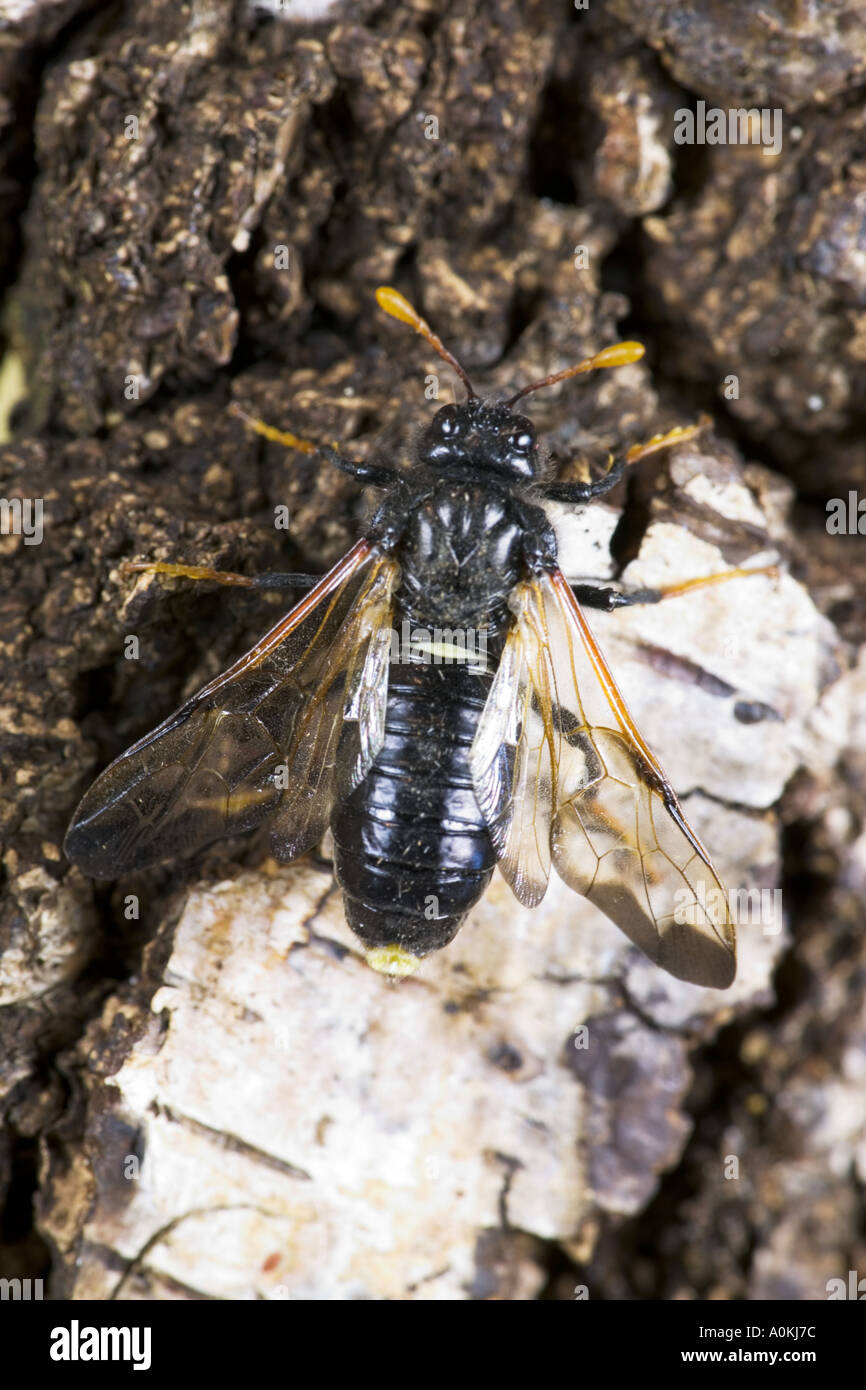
[376,286,476,399]
[505,341,645,408]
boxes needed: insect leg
[543,455,626,503]
[572,564,778,611]
[120,561,321,591]
[229,404,396,486]
[541,421,709,503]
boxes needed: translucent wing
[471,568,736,988]
[470,617,553,907]
[65,541,399,876]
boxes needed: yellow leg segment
[228,402,322,455]
[119,561,258,587]
[654,564,779,601]
[624,416,712,466]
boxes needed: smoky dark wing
[471,568,736,988]
[65,541,399,876]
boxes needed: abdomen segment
[331,660,495,958]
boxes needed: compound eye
[435,405,460,436]
[508,418,535,452]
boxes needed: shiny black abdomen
[331,660,496,952]
[331,478,523,955]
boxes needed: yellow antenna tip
[375,286,421,328]
[591,341,645,369]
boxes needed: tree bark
[1,0,864,1300]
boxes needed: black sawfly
[65,287,771,987]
